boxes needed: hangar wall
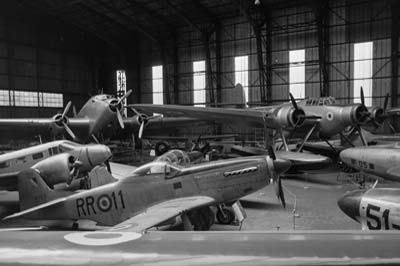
[136,0,398,108]
[0,3,105,118]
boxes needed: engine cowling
[48,113,68,136]
[275,105,306,129]
[368,106,385,126]
[348,104,369,125]
[32,153,75,187]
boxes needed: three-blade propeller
[110,89,132,129]
[54,101,77,140]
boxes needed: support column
[391,1,399,108]
[135,38,142,103]
[173,33,179,104]
[203,32,216,106]
[255,24,266,104]
[215,22,222,104]
[316,0,330,97]
[265,12,273,104]
[161,44,171,104]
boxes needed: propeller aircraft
[0,140,112,191]
[4,153,291,231]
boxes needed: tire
[216,207,235,225]
[155,141,169,156]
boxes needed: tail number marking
[76,190,126,217]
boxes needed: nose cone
[337,190,363,222]
[272,159,292,175]
[339,148,356,166]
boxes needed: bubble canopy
[130,161,182,179]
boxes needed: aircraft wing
[0,117,91,133]
[109,196,215,233]
[131,104,276,128]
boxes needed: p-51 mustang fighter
[0,140,112,190]
[4,154,291,231]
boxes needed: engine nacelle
[48,113,68,136]
[368,106,385,126]
[32,153,75,187]
[347,104,369,125]
[275,105,306,129]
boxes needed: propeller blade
[117,89,132,105]
[72,105,77,117]
[130,107,142,117]
[360,86,365,107]
[62,122,76,140]
[267,146,276,160]
[105,160,112,174]
[73,160,84,168]
[383,93,389,112]
[62,101,72,118]
[289,93,298,110]
[275,177,286,208]
[138,121,145,139]
[116,110,125,129]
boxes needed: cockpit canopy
[155,149,191,166]
[130,161,182,179]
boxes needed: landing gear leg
[72,221,79,230]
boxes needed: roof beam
[124,0,174,29]
[164,0,203,33]
[93,0,159,42]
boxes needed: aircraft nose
[337,190,363,221]
[339,148,355,164]
[272,158,292,175]
[87,145,112,166]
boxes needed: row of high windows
[116,41,374,107]
[0,90,63,107]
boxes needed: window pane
[289,49,305,99]
[353,42,373,106]
[193,60,206,107]
[0,90,9,106]
[13,91,38,107]
[116,69,127,116]
[234,56,248,106]
[152,65,163,105]
[41,92,63,108]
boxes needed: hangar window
[353,42,373,107]
[235,56,249,106]
[116,70,127,116]
[40,93,63,108]
[0,90,9,106]
[13,90,38,107]
[289,49,305,100]
[193,60,206,107]
[152,65,163,105]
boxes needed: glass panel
[13,91,38,107]
[235,56,249,106]
[193,60,206,107]
[152,65,163,105]
[353,42,373,107]
[289,49,305,100]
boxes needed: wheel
[188,207,215,231]
[155,141,169,156]
[216,207,235,225]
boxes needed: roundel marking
[97,194,112,212]
[327,112,333,121]
[64,232,142,246]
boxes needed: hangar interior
[0,0,397,124]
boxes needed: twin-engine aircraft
[130,86,374,151]
[0,140,112,191]
[0,90,200,142]
[4,153,291,231]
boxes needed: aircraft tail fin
[18,169,56,211]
